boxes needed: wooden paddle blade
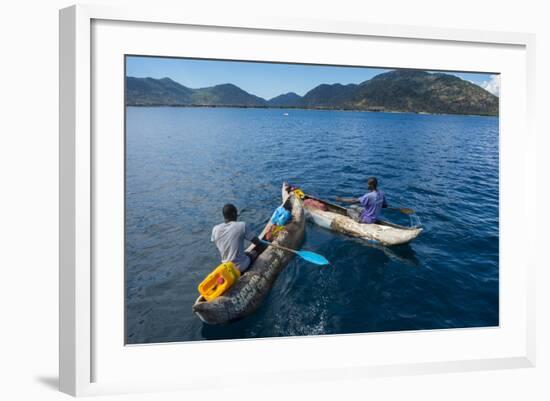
[399,208,415,215]
[296,250,330,265]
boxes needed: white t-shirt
[211,221,256,271]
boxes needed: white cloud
[480,75,500,97]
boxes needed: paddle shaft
[263,241,299,255]
[329,195,414,215]
[261,240,329,265]
[304,191,419,228]
[386,207,415,215]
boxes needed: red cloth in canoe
[303,198,328,211]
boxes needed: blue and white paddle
[260,240,330,266]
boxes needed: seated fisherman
[336,177,388,224]
[211,204,264,273]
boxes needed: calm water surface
[125,107,499,344]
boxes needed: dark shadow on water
[378,244,421,267]
[35,376,58,391]
[348,237,421,267]
[200,295,273,341]
[200,315,258,341]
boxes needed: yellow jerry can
[293,188,305,199]
[198,261,241,302]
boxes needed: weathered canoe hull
[192,185,305,325]
[304,198,422,246]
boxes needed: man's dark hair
[367,177,378,191]
[222,204,238,221]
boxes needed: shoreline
[125,104,499,118]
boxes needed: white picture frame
[59,4,536,397]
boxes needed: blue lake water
[125,107,499,344]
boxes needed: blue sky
[126,56,499,99]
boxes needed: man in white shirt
[211,204,263,273]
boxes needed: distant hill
[267,92,302,107]
[301,83,358,108]
[126,70,499,116]
[191,83,267,107]
[352,70,499,115]
[126,77,266,107]
[126,77,194,105]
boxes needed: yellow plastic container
[198,262,241,302]
[293,188,305,199]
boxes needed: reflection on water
[365,241,421,268]
[125,107,499,343]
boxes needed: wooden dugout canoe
[303,194,422,246]
[192,184,305,325]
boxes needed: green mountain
[352,70,499,115]
[191,83,267,107]
[126,70,499,116]
[267,92,302,107]
[126,77,266,107]
[300,83,358,108]
[126,77,194,105]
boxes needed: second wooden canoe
[304,194,422,246]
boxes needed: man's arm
[244,224,267,251]
[251,237,263,247]
[249,234,268,252]
[335,196,360,204]
[244,223,261,244]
